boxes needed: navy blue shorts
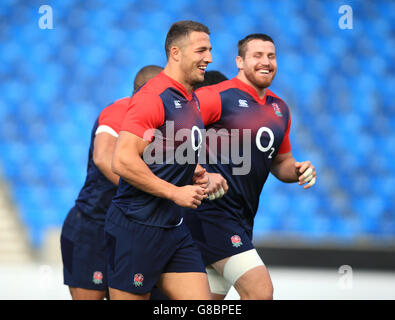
[60,206,107,291]
[184,208,254,266]
[104,204,206,294]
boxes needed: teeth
[260,70,269,74]
[198,66,207,70]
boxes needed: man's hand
[295,161,317,189]
[193,166,210,189]
[171,185,208,209]
[206,173,228,200]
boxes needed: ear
[236,56,244,70]
[169,46,181,62]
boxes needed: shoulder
[131,75,170,108]
[131,88,164,110]
[136,72,171,97]
[98,97,131,124]
[101,97,130,114]
[124,87,165,126]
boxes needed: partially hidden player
[60,65,163,300]
[193,70,230,201]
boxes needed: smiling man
[184,33,317,300]
[104,20,213,300]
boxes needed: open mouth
[258,69,271,75]
[198,65,207,74]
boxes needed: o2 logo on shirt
[256,126,275,159]
[143,121,203,165]
[191,125,203,156]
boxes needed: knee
[239,283,273,300]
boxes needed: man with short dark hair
[133,65,163,94]
[194,70,228,90]
[105,20,213,300]
[185,33,317,300]
[60,65,163,300]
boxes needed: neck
[164,64,193,94]
[236,71,267,99]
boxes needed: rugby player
[60,65,163,300]
[185,34,317,300]
[104,20,213,300]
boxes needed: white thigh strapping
[206,265,232,295]
[223,249,264,285]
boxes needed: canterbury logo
[238,99,249,108]
[174,100,182,108]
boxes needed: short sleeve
[195,86,222,126]
[120,92,165,142]
[97,98,130,136]
[278,112,292,154]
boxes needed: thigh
[61,208,108,291]
[163,223,206,274]
[69,287,107,300]
[233,265,273,300]
[158,224,211,300]
[108,287,150,300]
[104,217,168,295]
[158,272,211,300]
[105,206,183,295]
[184,210,254,266]
[206,265,232,299]
[212,249,273,300]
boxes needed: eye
[197,46,211,52]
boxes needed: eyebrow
[195,46,212,51]
[252,51,276,55]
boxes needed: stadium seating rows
[0,0,394,247]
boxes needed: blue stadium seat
[0,0,394,248]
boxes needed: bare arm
[270,152,317,189]
[93,132,120,186]
[270,152,298,183]
[112,131,206,208]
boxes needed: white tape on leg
[206,266,232,295]
[223,249,264,285]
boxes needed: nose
[260,55,270,65]
[204,50,213,64]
